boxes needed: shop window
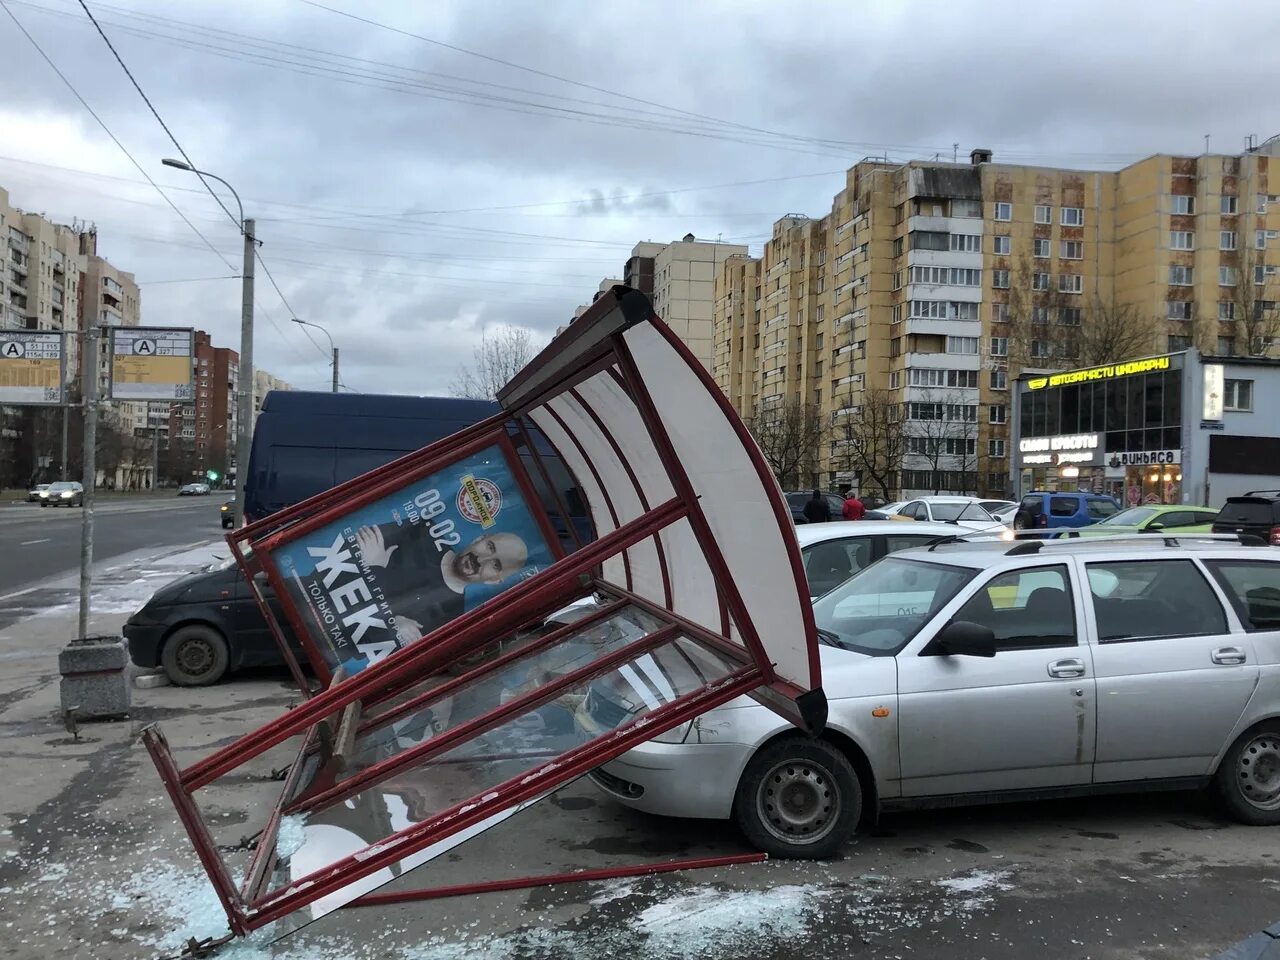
[1224,379,1253,411]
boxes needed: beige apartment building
[714,139,1279,499]
[569,235,748,370]
[252,368,294,416]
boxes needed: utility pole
[60,402,68,481]
[235,218,254,530]
[152,422,160,490]
[78,326,98,639]
[331,346,339,393]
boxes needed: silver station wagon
[589,535,1280,857]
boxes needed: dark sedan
[124,559,302,685]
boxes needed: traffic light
[206,470,220,483]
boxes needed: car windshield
[930,502,995,522]
[48,482,76,492]
[1098,506,1160,526]
[812,557,976,656]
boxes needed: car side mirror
[932,620,996,657]
[1145,522,1164,532]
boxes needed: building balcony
[8,271,26,292]
[7,232,29,253]
[908,215,985,235]
[904,283,983,303]
[904,316,982,338]
[906,248,983,269]
[905,350,983,370]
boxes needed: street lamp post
[162,158,253,529]
[292,317,339,393]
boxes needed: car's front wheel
[733,736,860,859]
[1216,722,1280,825]
[161,624,230,686]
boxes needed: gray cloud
[0,0,1277,396]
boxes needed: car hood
[691,642,889,718]
[139,563,242,609]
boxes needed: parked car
[39,481,83,507]
[1076,504,1218,538]
[1212,491,1280,546]
[797,520,999,597]
[589,535,1280,858]
[1012,491,1120,532]
[124,559,303,685]
[894,496,1011,535]
[177,483,199,496]
[27,483,49,502]
[220,500,235,529]
[785,490,845,524]
[979,499,1018,524]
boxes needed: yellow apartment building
[714,139,1278,499]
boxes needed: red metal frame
[496,429,568,563]
[226,542,312,696]
[346,852,767,907]
[182,498,688,792]
[566,386,673,608]
[240,726,319,902]
[245,666,763,928]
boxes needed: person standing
[842,491,865,521]
[802,489,831,524]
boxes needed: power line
[0,0,236,271]
[137,274,241,285]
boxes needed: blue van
[1012,491,1120,532]
[244,391,590,545]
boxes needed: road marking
[0,586,39,603]
[20,538,50,546]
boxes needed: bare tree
[1224,245,1280,356]
[901,390,978,495]
[450,326,540,400]
[832,388,905,501]
[1001,254,1159,371]
[746,399,827,489]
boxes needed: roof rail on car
[1032,532,1267,549]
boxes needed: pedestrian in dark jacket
[802,489,831,523]
[842,492,865,520]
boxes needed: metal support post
[234,218,254,531]
[78,326,98,639]
[331,346,339,393]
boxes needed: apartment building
[714,139,1279,499]
[252,368,294,416]
[570,236,747,370]
[169,331,239,483]
[79,233,146,440]
[1,186,85,336]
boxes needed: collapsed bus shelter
[143,286,826,943]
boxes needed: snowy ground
[1,541,1278,959]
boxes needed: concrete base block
[58,636,131,719]
[134,672,170,689]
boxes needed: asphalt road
[0,496,225,595]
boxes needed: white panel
[546,395,663,605]
[528,407,625,586]
[621,323,814,689]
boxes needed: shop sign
[1018,433,1101,465]
[1202,364,1224,421]
[1026,355,1173,391]
[1109,449,1181,467]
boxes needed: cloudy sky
[1,0,1277,395]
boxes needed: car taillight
[1270,525,1280,546]
[1038,514,1048,528]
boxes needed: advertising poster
[0,331,64,405]
[108,327,194,401]
[272,445,555,675]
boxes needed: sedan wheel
[161,624,230,686]
[734,736,859,858]
[1216,723,1280,824]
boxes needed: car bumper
[590,739,754,820]
[123,616,167,668]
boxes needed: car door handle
[1211,646,1247,665]
[1047,658,1086,678]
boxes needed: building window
[988,439,1007,458]
[1258,194,1270,215]
[1032,272,1050,291]
[950,233,982,253]
[1168,335,1192,351]
[889,371,901,389]
[990,404,1007,424]
[992,236,1011,256]
[1219,301,1236,321]
[1220,266,1239,286]
[946,335,979,355]
[892,270,902,290]
[1061,207,1084,226]
[1172,196,1195,215]
[990,336,1008,357]
[991,302,1009,323]
[1221,231,1238,251]
[990,369,1007,390]
[1216,336,1236,356]
[815,332,824,348]
[952,199,982,218]
[1034,204,1052,224]
[992,269,1010,289]
[891,304,902,324]
[1032,306,1049,325]
[1169,231,1194,251]
[951,267,981,286]
[1167,300,1193,320]
[1030,339,1050,359]
[1058,274,1083,294]
[1221,195,1238,215]
[993,202,1012,221]
[1033,238,1050,258]
[1169,265,1194,286]
[1224,378,1253,411]
[1256,265,1268,286]
[1061,240,1084,259]
[1059,306,1082,326]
